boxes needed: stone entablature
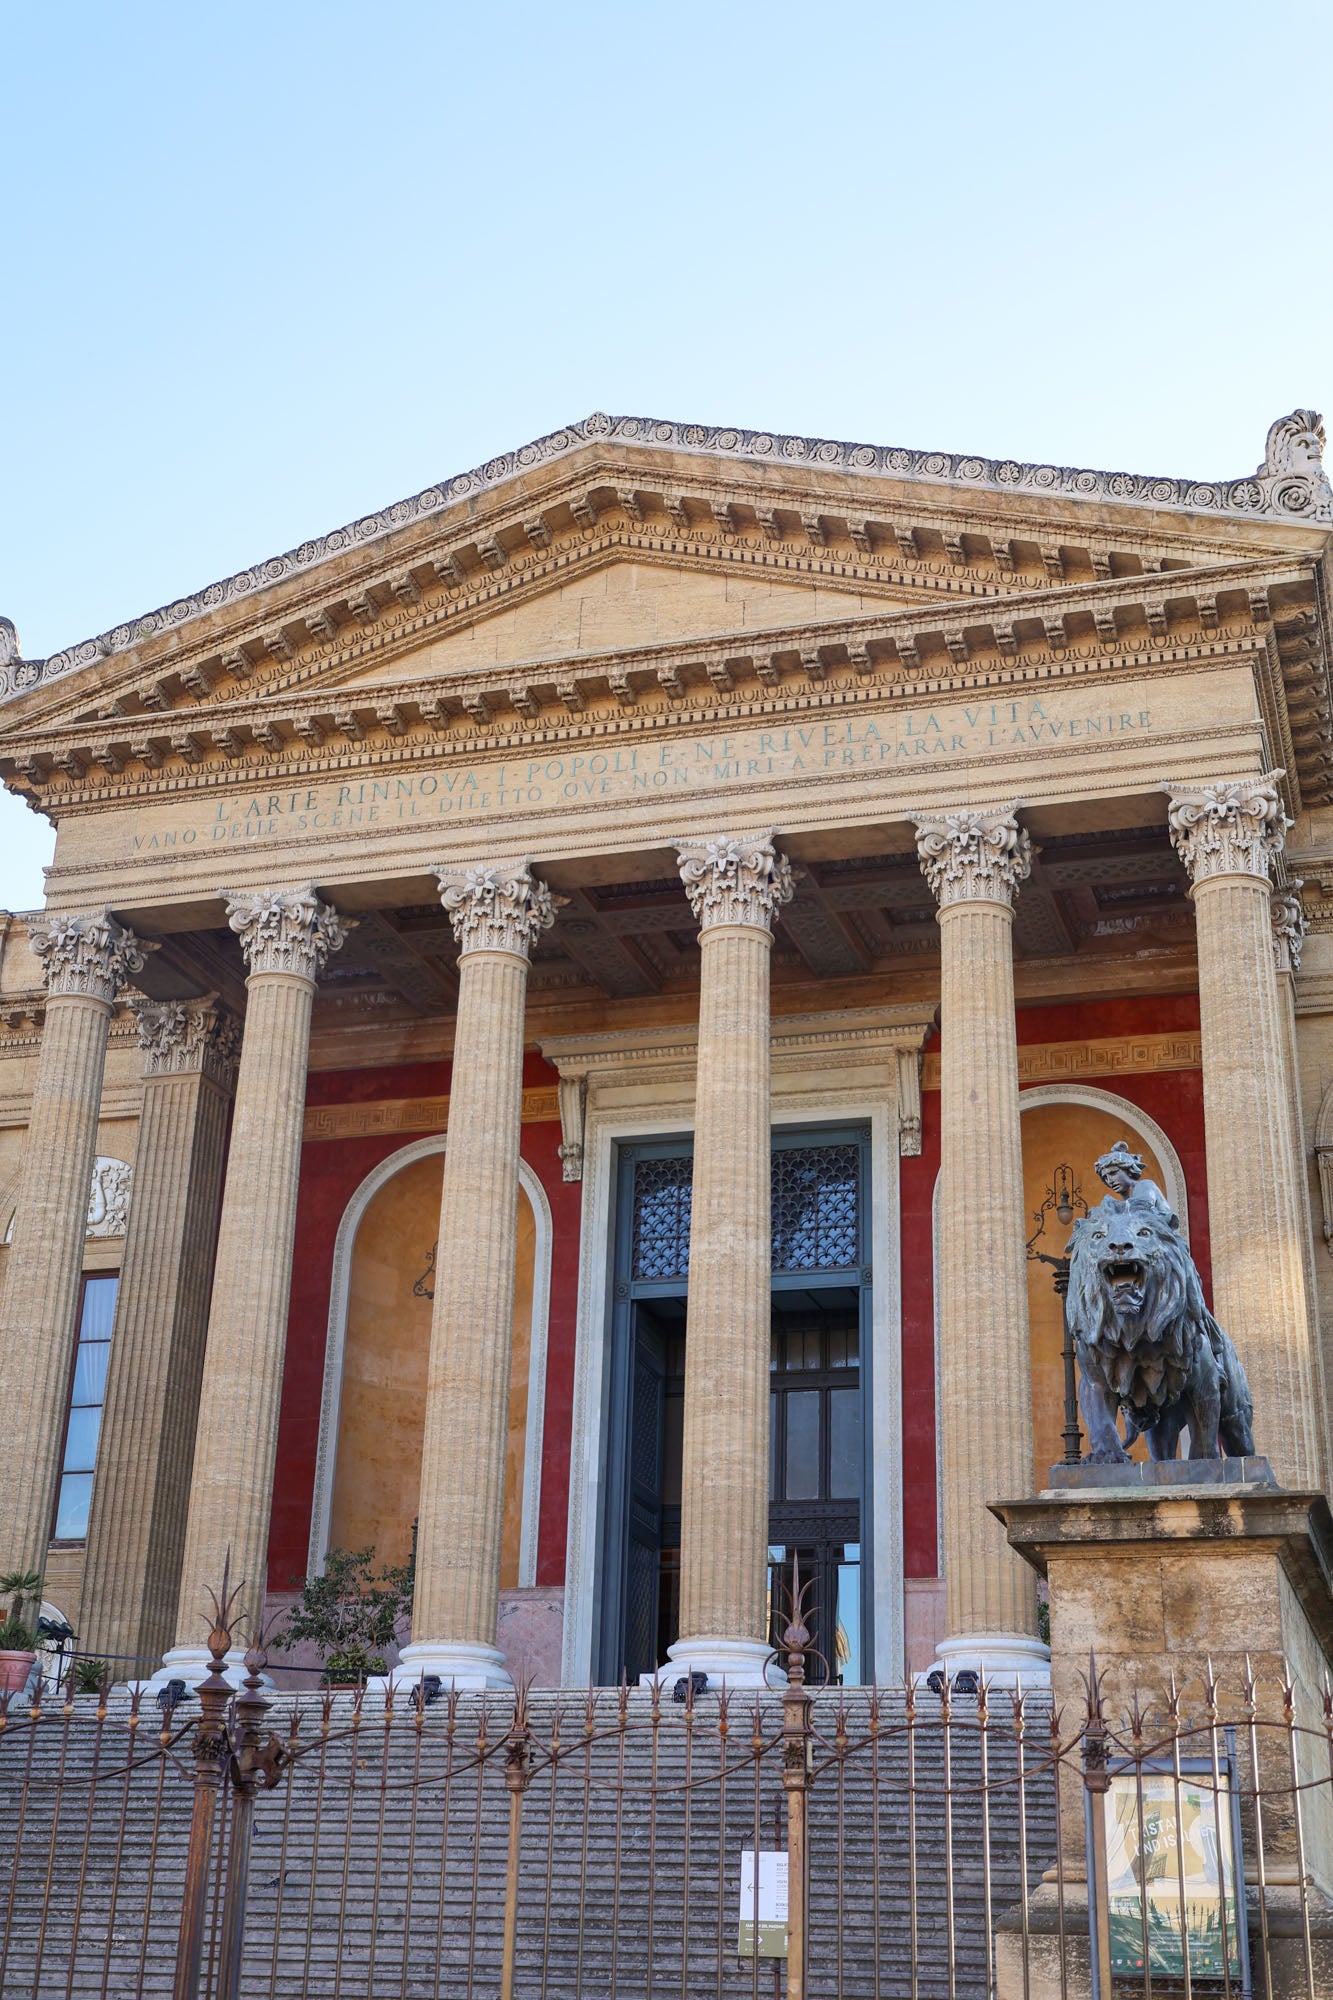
[2,408,1327,709]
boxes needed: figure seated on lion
[1066,1142,1255,1465]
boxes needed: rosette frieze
[28,911,149,1003]
[1166,772,1289,886]
[434,860,560,959]
[224,884,353,980]
[674,833,795,933]
[912,805,1032,909]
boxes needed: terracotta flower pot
[0,1650,36,1694]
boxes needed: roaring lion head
[1069,1198,1203,1387]
[1067,1194,1254,1463]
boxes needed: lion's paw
[1088,1444,1131,1466]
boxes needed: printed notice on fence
[737,1850,788,1958]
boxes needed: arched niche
[1019,1085,1188,1475]
[309,1136,552,1589]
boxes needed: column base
[921,1631,1052,1689]
[133,1645,264,1696]
[642,1635,785,1691]
[371,1639,513,1692]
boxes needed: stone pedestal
[395,861,556,1690]
[666,833,793,1689]
[913,805,1045,1684]
[991,1463,1333,1997]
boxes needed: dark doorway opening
[600,1130,872,1686]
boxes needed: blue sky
[4,0,1331,908]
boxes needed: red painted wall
[268,992,1210,1603]
[265,1051,581,1595]
[898,991,1210,1580]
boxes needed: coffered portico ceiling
[2,408,1331,927]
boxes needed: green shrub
[72,1658,109,1695]
[283,1545,413,1667]
[0,1614,37,1652]
[322,1646,388,1685]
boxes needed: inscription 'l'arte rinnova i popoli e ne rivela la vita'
[127,693,1154,852]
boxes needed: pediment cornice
[3,407,1329,720]
[4,556,1325,818]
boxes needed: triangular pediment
[321,550,915,696]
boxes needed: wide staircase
[0,1685,1056,1998]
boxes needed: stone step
[1,1688,1056,1997]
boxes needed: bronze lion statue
[1067,1192,1255,1463]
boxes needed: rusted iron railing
[3,1579,1333,1996]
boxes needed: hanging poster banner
[1103,1766,1244,1982]
[737,1849,788,1958]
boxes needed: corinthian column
[398,861,557,1687]
[1168,775,1322,1486]
[79,998,239,1672]
[161,888,350,1680]
[912,805,1045,1684]
[0,913,146,1582]
[669,833,794,1687]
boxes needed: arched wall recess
[309,1135,553,1590]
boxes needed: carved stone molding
[28,911,149,1003]
[301,1087,558,1143]
[922,1031,1202,1090]
[86,1156,133,1238]
[1315,1081,1333,1252]
[911,804,1032,909]
[225,884,353,980]
[434,860,561,959]
[1271,881,1308,974]
[134,994,242,1087]
[9,406,1326,709]
[555,1065,591,1182]
[675,832,795,933]
[1166,771,1290,885]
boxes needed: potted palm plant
[0,1569,43,1695]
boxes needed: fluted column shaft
[401,862,557,1687]
[78,1000,238,1669]
[914,806,1041,1678]
[168,889,349,1664]
[1169,778,1320,1487]
[0,913,145,1582]
[670,834,793,1685]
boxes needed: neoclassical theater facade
[3,409,1333,1690]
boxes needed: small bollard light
[410,1675,443,1711]
[672,1671,708,1704]
[156,1678,188,1717]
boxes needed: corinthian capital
[134,994,242,1087]
[225,885,353,980]
[433,860,560,958]
[911,804,1032,909]
[1166,772,1289,886]
[1271,880,1308,974]
[675,833,795,933]
[28,911,149,1002]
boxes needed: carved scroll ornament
[28,911,148,1003]
[1166,772,1289,886]
[911,804,1032,909]
[433,860,560,958]
[225,884,353,979]
[1271,881,1308,974]
[134,994,242,1086]
[674,832,795,932]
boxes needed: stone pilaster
[1167,777,1322,1487]
[0,914,146,1582]
[398,862,558,1687]
[912,805,1045,1682]
[668,833,794,1686]
[78,998,239,1672]
[160,888,350,1680]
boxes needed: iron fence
[3,1588,1333,1997]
